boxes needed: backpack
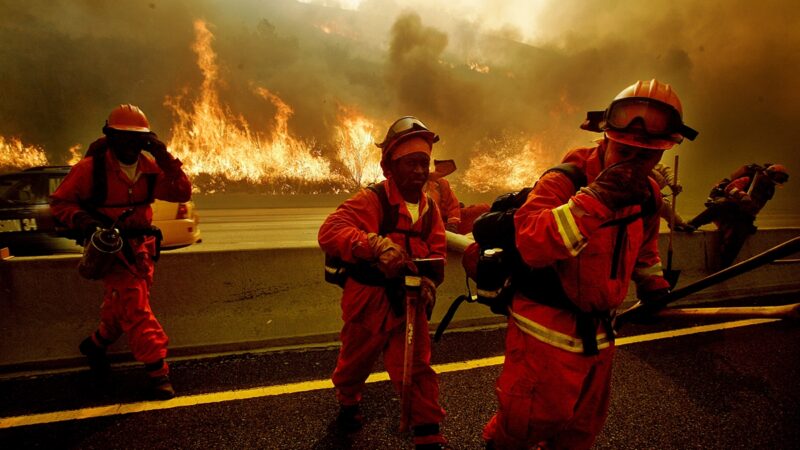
[471,163,588,315]
[435,162,659,353]
[324,182,434,288]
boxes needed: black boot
[335,404,363,433]
[79,336,110,376]
[145,359,176,400]
[148,374,176,400]
[413,423,450,449]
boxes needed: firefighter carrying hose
[479,80,698,449]
[50,104,192,400]
[318,116,450,449]
[687,162,789,268]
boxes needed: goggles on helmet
[604,98,698,141]
[376,116,439,150]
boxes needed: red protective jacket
[51,149,191,237]
[513,142,667,336]
[318,178,447,332]
[724,173,775,216]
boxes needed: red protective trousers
[92,238,169,375]
[482,307,614,450]
[332,299,444,427]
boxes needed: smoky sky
[1,0,798,211]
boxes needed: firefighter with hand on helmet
[481,80,697,449]
[687,162,789,268]
[50,104,192,399]
[318,116,450,449]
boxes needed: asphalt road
[1,307,799,449]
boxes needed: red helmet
[581,79,698,150]
[104,104,151,133]
[766,164,789,184]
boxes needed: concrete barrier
[1,227,798,374]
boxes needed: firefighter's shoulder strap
[88,144,157,208]
[366,181,434,241]
[324,182,435,289]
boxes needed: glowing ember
[468,61,490,74]
[0,136,49,173]
[165,20,343,193]
[334,107,384,189]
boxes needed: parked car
[0,166,200,255]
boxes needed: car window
[0,174,48,205]
[48,176,66,195]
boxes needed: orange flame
[463,133,556,193]
[334,107,384,189]
[165,20,342,193]
[463,89,586,193]
[0,136,49,173]
[67,144,83,166]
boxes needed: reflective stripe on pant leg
[494,320,593,448]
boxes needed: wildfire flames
[0,136,49,173]
[0,18,576,197]
[165,20,347,194]
[463,133,557,193]
[334,107,384,189]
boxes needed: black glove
[584,162,651,209]
[626,288,670,325]
[142,134,171,161]
[72,212,103,238]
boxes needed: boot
[413,423,450,449]
[335,404,363,433]
[79,336,110,376]
[148,374,176,400]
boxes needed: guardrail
[1,228,798,375]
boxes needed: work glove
[365,233,409,279]
[583,161,651,210]
[627,287,671,325]
[420,276,437,320]
[73,211,103,239]
[143,133,181,170]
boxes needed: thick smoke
[0,0,797,211]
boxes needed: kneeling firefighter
[475,80,697,449]
[50,104,192,399]
[318,116,450,449]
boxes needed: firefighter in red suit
[687,163,789,267]
[318,116,449,449]
[426,159,462,232]
[481,80,698,449]
[50,104,192,399]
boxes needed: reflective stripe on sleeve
[634,263,664,279]
[510,310,611,354]
[552,200,587,256]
